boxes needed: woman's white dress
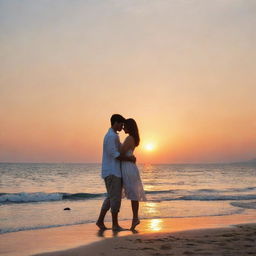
[121,149,146,201]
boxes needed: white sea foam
[0,192,63,203]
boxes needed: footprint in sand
[244,244,254,248]
[183,251,195,255]
[155,238,167,242]
[222,233,233,237]
[245,238,255,242]
[186,243,196,246]
[141,247,156,250]
[151,253,173,256]
[160,244,172,250]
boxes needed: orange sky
[1,0,256,163]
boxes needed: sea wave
[0,192,105,204]
[1,186,256,204]
[231,201,256,209]
[174,194,256,201]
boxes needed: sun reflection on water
[144,202,159,215]
[148,219,163,231]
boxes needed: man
[96,114,135,231]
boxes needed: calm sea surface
[0,162,256,234]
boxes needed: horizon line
[0,160,255,165]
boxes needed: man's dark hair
[110,114,126,126]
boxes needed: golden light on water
[144,202,159,215]
[148,219,163,231]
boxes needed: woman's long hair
[124,118,140,147]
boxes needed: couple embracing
[96,114,146,231]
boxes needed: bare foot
[112,225,127,231]
[96,221,108,230]
[130,218,140,230]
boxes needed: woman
[120,118,146,230]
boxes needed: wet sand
[0,210,255,256]
[37,223,256,256]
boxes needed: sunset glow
[0,1,256,164]
[144,143,155,152]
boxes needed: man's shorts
[103,175,122,213]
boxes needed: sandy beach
[38,223,256,256]
[1,210,256,256]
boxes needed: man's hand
[129,155,136,163]
[116,155,136,163]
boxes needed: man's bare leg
[96,198,110,230]
[96,209,108,230]
[112,212,126,231]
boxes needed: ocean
[0,162,256,234]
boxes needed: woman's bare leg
[130,200,140,230]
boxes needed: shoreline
[36,223,256,256]
[0,210,255,256]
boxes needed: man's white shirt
[101,128,121,179]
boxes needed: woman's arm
[120,136,134,155]
[116,136,136,162]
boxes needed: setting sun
[144,143,155,151]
